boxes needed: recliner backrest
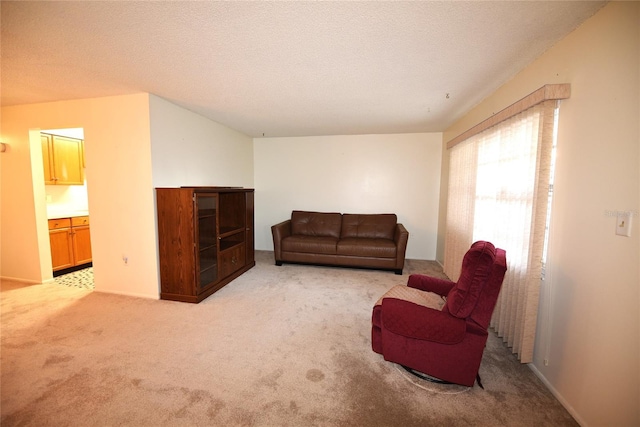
[469,248,507,329]
[443,241,496,319]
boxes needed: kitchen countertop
[47,210,90,220]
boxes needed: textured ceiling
[1,1,606,137]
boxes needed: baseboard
[528,363,587,427]
[53,262,92,277]
[404,257,445,267]
[94,288,160,300]
[0,276,50,285]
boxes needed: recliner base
[401,365,484,389]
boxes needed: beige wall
[1,94,159,298]
[253,133,443,260]
[1,94,256,299]
[0,124,46,283]
[439,2,639,426]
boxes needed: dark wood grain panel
[157,188,197,296]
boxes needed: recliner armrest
[271,220,292,259]
[381,298,465,344]
[407,274,455,297]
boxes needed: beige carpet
[1,251,577,426]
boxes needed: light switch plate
[616,211,632,237]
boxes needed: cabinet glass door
[195,194,218,288]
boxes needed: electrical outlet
[616,211,632,237]
[122,255,129,265]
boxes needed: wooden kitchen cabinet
[156,187,255,303]
[41,133,85,185]
[71,216,92,265]
[48,218,74,271]
[41,134,55,185]
[48,216,92,271]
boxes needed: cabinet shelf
[219,227,244,238]
[220,240,243,252]
[200,263,217,274]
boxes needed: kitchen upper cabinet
[41,134,55,185]
[41,133,85,185]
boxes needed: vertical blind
[444,99,559,363]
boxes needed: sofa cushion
[341,214,397,240]
[444,241,496,319]
[337,238,396,258]
[291,211,342,238]
[282,235,338,255]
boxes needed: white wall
[148,95,254,291]
[149,95,253,188]
[1,94,159,299]
[253,133,442,260]
[45,182,90,217]
[441,3,639,426]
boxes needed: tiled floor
[53,267,94,290]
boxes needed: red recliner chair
[371,241,507,387]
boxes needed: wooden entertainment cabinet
[156,187,255,303]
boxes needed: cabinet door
[219,243,245,278]
[195,194,218,290]
[52,135,84,185]
[50,228,74,271]
[72,225,92,265]
[245,191,255,265]
[41,134,56,184]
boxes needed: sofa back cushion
[291,211,342,238]
[340,214,397,240]
[444,241,496,319]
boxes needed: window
[444,85,568,362]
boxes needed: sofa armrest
[381,298,465,344]
[393,223,409,271]
[407,274,455,297]
[271,219,292,260]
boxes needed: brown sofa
[271,210,409,274]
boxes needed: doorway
[41,127,94,290]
